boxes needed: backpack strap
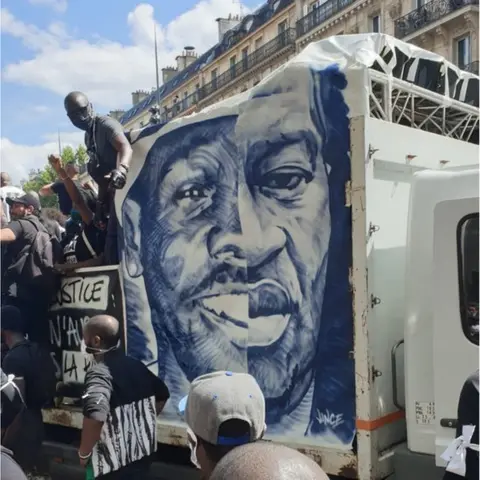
[19,217,47,235]
[81,229,97,258]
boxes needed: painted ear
[122,198,143,278]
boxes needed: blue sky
[1,0,259,183]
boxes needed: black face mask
[68,104,94,131]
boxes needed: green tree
[20,145,88,209]
[75,145,88,166]
[61,146,75,164]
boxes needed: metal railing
[159,90,201,122]
[144,29,296,125]
[394,0,479,38]
[199,28,296,100]
[463,61,479,75]
[296,0,355,37]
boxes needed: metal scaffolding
[368,69,479,143]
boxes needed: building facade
[118,0,479,130]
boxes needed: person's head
[210,443,329,480]
[122,64,341,422]
[179,371,266,478]
[70,185,97,224]
[81,315,120,357]
[6,192,41,219]
[1,306,26,348]
[0,172,11,187]
[65,162,79,179]
[64,91,95,131]
[40,207,67,227]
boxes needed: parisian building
[114,0,479,130]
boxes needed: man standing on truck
[64,91,132,265]
[179,371,266,479]
[78,315,170,479]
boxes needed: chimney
[216,14,242,42]
[131,90,149,106]
[184,46,197,68]
[109,109,125,121]
[162,66,177,83]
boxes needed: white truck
[41,34,479,480]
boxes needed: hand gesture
[48,154,63,172]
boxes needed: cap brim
[5,197,20,207]
[178,395,188,416]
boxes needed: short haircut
[210,442,330,480]
[84,315,120,349]
[198,419,253,465]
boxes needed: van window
[458,214,479,345]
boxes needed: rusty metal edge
[43,408,358,477]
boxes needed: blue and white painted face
[123,66,331,419]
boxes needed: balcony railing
[463,61,479,75]
[296,0,355,37]
[395,0,479,38]
[159,90,200,122]
[148,29,296,125]
[199,28,296,100]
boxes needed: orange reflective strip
[356,410,405,431]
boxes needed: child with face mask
[48,155,107,271]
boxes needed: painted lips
[197,279,293,347]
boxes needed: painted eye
[175,186,209,201]
[259,167,313,200]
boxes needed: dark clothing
[1,369,25,430]
[2,409,44,471]
[85,115,124,185]
[1,216,52,343]
[444,370,479,480]
[96,457,150,480]
[85,115,124,266]
[2,340,56,410]
[52,180,97,216]
[63,222,106,264]
[104,199,118,265]
[52,181,76,216]
[1,296,50,346]
[1,447,28,480]
[1,216,38,296]
[83,350,169,478]
[2,341,55,471]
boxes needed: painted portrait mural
[118,61,356,447]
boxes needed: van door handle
[440,418,457,429]
[391,339,405,410]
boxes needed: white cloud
[1,133,83,184]
[2,1,249,109]
[32,105,51,113]
[42,131,84,144]
[28,0,68,13]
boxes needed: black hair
[198,419,254,465]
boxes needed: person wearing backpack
[0,191,62,345]
[1,305,57,474]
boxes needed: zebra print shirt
[82,351,169,477]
